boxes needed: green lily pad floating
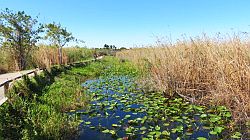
[140,126,147,131]
[155,131,161,137]
[202,126,211,130]
[197,137,207,140]
[209,115,221,123]
[112,124,118,127]
[163,123,170,126]
[224,112,232,118]
[105,112,109,116]
[125,127,133,133]
[80,76,233,139]
[162,130,170,136]
[102,129,110,133]
[185,132,193,136]
[120,100,127,103]
[78,120,84,123]
[200,114,207,118]
[155,125,160,131]
[109,130,116,135]
[124,115,131,119]
[209,126,224,135]
[172,125,183,133]
[85,121,91,125]
[231,132,242,139]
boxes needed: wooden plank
[0,97,8,106]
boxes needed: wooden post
[34,70,38,76]
[4,82,10,96]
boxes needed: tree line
[0,8,74,71]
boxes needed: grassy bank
[0,59,100,139]
[0,57,137,139]
[116,35,250,126]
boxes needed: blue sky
[1,0,250,48]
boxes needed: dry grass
[116,35,250,123]
[0,45,94,73]
[32,45,68,69]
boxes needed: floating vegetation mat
[76,76,234,140]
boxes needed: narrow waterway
[77,76,231,140]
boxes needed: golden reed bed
[116,35,250,124]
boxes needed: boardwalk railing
[0,56,103,106]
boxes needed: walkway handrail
[0,56,103,105]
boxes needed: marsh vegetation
[0,8,249,140]
[0,56,248,139]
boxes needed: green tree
[0,8,42,70]
[104,44,109,49]
[44,22,74,64]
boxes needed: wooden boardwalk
[0,56,104,106]
[0,69,42,105]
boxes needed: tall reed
[116,35,250,123]
[32,45,68,69]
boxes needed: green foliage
[0,60,100,139]
[44,22,74,64]
[100,56,140,77]
[44,22,74,47]
[42,73,89,112]
[0,8,42,70]
[80,73,232,139]
[64,46,94,63]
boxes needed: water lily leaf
[197,137,207,140]
[209,115,221,123]
[176,125,183,132]
[202,126,211,130]
[149,131,156,135]
[231,132,242,139]
[214,126,224,134]
[105,111,109,116]
[162,130,170,136]
[109,130,116,135]
[163,123,170,126]
[124,115,131,119]
[90,126,95,129]
[209,130,217,135]
[125,127,133,132]
[140,126,147,131]
[112,124,118,127]
[200,114,207,118]
[155,131,161,137]
[155,125,160,131]
[186,132,193,135]
[120,100,127,103]
[85,121,91,125]
[147,134,153,138]
[224,112,231,118]
[102,129,110,133]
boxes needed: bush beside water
[0,60,102,139]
